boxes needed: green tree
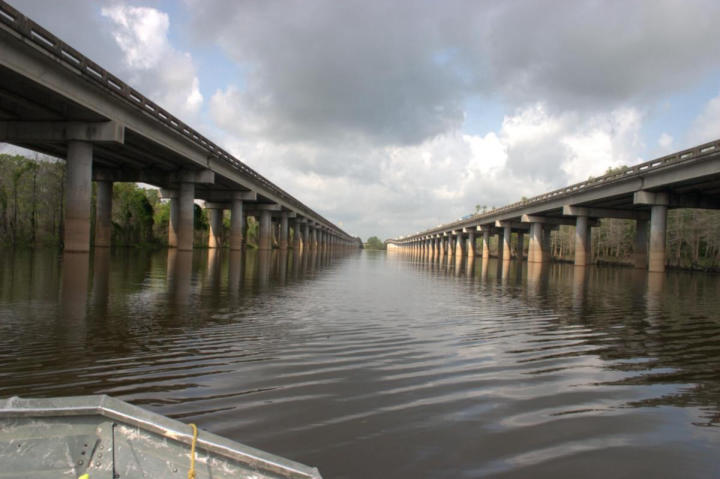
[365,236,385,250]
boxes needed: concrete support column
[496,232,504,260]
[574,215,590,266]
[177,181,195,251]
[302,223,310,250]
[258,210,272,250]
[503,224,512,261]
[230,197,244,250]
[649,205,667,273]
[64,141,93,252]
[468,231,476,257]
[458,234,467,257]
[516,232,524,260]
[529,222,546,263]
[311,227,318,249]
[94,180,112,247]
[291,221,300,250]
[482,230,490,260]
[207,207,223,248]
[279,211,289,250]
[168,194,179,248]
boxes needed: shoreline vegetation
[3,153,720,271]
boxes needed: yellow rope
[188,423,198,479]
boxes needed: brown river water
[1,248,719,478]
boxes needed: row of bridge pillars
[61,141,352,253]
[396,205,669,273]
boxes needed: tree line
[0,153,269,249]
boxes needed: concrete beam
[634,190,669,206]
[563,205,650,220]
[524,214,602,226]
[255,203,282,211]
[0,120,125,143]
[201,190,257,203]
[179,169,214,184]
[495,220,531,231]
[205,202,229,210]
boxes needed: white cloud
[689,93,720,145]
[658,132,674,149]
[101,5,203,120]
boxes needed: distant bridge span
[390,138,720,272]
[0,1,356,252]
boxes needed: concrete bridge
[0,1,356,253]
[389,138,720,273]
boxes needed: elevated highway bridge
[0,1,355,252]
[390,139,720,273]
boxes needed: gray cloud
[190,0,720,147]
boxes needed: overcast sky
[7,0,720,240]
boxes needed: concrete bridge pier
[649,205,668,273]
[230,193,245,250]
[457,231,467,257]
[64,141,93,252]
[482,229,490,261]
[258,210,273,250]
[502,223,512,261]
[177,180,196,251]
[298,221,306,251]
[280,211,289,250]
[468,230,476,257]
[574,214,591,266]
[635,191,669,273]
[311,226,318,250]
[291,220,300,250]
[94,179,113,248]
[528,223,548,263]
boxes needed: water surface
[1,248,719,477]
